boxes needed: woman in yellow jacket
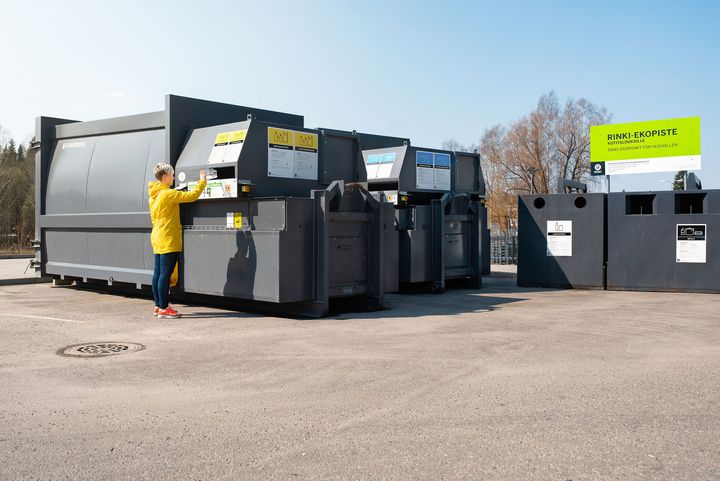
[148,163,207,318]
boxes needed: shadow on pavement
[67,274,571,321]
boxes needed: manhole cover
[58,342,145,358]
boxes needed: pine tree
[672,171,686,191]
[0,132,35,252]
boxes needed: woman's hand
[199,169,207,181]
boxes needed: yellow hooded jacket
[148,180,207,254]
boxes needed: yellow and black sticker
[228,130,247,144]
[214,132,232,146]
[226,212,243,229]
[268,127,293,149]
[295,132,318,152]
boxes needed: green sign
[590,117,701,176]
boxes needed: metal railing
[490,231,518,265]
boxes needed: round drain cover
[59,342,144,358]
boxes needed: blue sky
[2,0,718,191]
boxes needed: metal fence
[490,231,518,265]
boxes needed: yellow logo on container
[214,132,232,144]
[295,132,318,151]
[229,130,247,143]
[268,128,293,147]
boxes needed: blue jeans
[151,252,179,309]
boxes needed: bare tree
[443,92,611,233]
[441,138,478,153]
[555,97,610,189]
[497,92,610,196]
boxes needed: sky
[1,0,718,191]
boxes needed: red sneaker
[158,307,182,319]
[154,305,172,316]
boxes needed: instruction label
[676,224,706,263]
[366,152,396,180]
[416,151,435,190]
[547,220,572,256]
[267,127,318,180]
[208,129,247,164]
[223,130,247,164]
[294,131,319,180]
[433,153,451,190]
[188,179,237,199]
[415,151,452,190]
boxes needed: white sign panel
[267,127,319,180]
[547,220,572,257]
[602,156,701,176]
[676,224,706,263]
[415,151,452,190]
[207,130,247,164]
[222,130,247,164]
[415,150,435,190]
[207,143,228,164]
[433,152,451,190]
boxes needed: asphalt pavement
[1,270,718,480]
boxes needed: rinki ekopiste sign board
[590,117,700,176]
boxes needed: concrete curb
[0,277,51,286]
[0,255,34,260]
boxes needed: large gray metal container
[607,190,720,293]
[34,95,396,317]
[41,121,163,286]
[179,184,397,316]
[517,193,607,289]
[363,144,486,290]
[395,197,483,288]
[35,95,304,286]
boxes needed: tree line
[0,135,34,253]
[443,91,611,233]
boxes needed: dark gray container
[607,190,720,293]
[35,95,304,287]
[517,193,607,289]
[362,144,486,291]
[180,183,397,316]
[394,196,483,289]
[34,95,396,317]
[481,205,491,276]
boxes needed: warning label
[547,220,572,257]
[676,224,706,263]
[267,127,318,180]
